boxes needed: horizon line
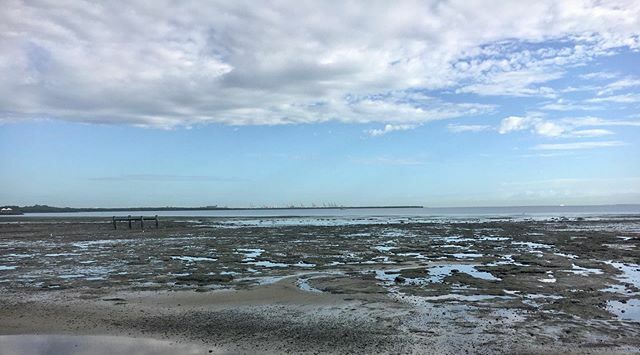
[3,203,640,211]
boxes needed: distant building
[0,207,22,215]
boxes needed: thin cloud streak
[533,141,626,150]
[367,124,417,137]
[447,124,492,133]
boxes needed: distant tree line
[0,204,229,213]
[0,204,423,214]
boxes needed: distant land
[1,204,639,216]
[0,204,424,215]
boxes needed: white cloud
[586,94,640,103]
[497,115,639,138]
[498,116,532,134]
[539,100,602,111]
[569,129,614,137]
[367,124,417,137]
[498,115,565,137]
[533,121,565,137]
[579,72,620,80]
[597,78,640,95]
[1,1,640,128]
[561,116,640,127]
[533,141,625,150]
[447,124,491,133]
[456,67,561,98]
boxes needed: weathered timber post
[155,215,159,228]
[128,215,132,229]
[140,216,144,229]
[113,216,117,230]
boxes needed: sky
[1,0,640,208]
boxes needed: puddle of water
[504,290,562,300]
[554,252,578,259]
[607,299,640,322]
[0,334,208,355]
[512,242,552,249]
[374,245,397,252]
[237,248,264,261]
[170,256,217,262]
[566,264,603,276]
[220,271,239,276]
[359,256,396,265]
[345,232,371,237]
[523,293,563,300]
[0,265,17,271]
[488,254,526,266]
[478,236,510,241]
[247,260,289,268]
[538,272,557,283]
[86,277,106,281]
[604,244,635,251]
[44,253,81,257]
[170,272,190,277]
[429,265,500,282]
[520,293,564,308]
[419,294,513,302]
[380,229,408,238]
[297,278,323,293]
[374,269,401,283]
[245,275,289,285]
[292,261,316,268]
[395,252,426,259]
[605,261,640,290]
[441,244,465,249]
[6,253,36,258]
[450,253,483,259]
[440,236,474,243]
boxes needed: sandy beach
[1,215,639,354]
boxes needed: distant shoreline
[2,203,640,216]
[0,205,424,214]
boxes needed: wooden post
[140,216,144,229]
[155,215,159,228]
[128,215,132,229]
[113,216,117,230]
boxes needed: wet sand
[1,215,639,353]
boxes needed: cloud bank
[1,1,640,128]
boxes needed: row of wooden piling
[112,215,159,229]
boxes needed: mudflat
[0,215,639,354]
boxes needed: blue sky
[1,1,640,207]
